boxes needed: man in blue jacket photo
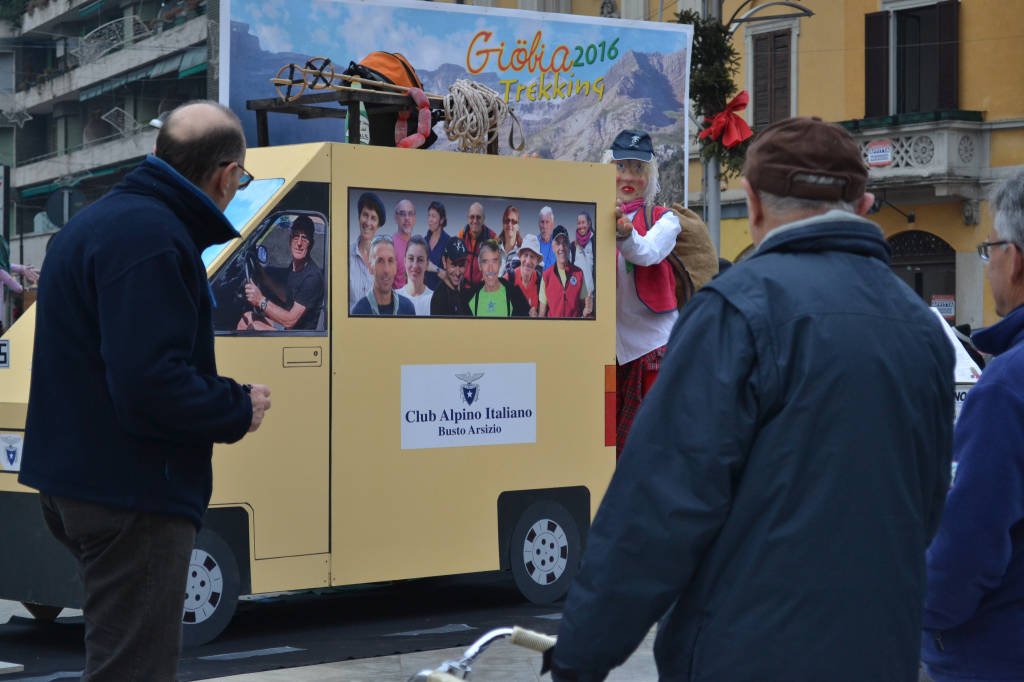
[19,101,272,681]
[921,171,1024,682]
[547,117,954,681]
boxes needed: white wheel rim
[521,518,568,586]
[183,548,224,625]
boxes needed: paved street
[0,574,657,681]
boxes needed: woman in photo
[424,200,450,291]
[398,235,433,316]
[498,205,522,278]
[510,233,543,317]
[572,210,596,296]
[350,192,385,312]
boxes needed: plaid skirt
[616,345,666,458]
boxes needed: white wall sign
[401,363,536,450]
[931,294,955,321]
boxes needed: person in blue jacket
[545,117,954,682]
[18,101,272,681]
[921,170,1024,682]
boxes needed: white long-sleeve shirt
[615,208,680,364]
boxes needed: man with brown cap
[545,117,954,682]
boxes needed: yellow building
[691,0,1024,329]
[438,0,1018,329]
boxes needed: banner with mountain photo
[220,0,693,204]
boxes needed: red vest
[542,262,585,317]
[513,267,541,310]
[459,225,497,284]
[630,205,677,314]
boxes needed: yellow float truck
[0,143,617,645]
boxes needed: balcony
[22,0,97,34]
[13,15,206,112]
[13,127,157,188]
[839,112,990,201]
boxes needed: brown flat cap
[743,116,867,202]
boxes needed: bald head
[161,101,241,143]
[155,100,246,190]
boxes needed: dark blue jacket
[19,155,252,527]
[553,214,954,681]
[922,303,1024,682]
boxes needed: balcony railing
[13,16,206,111]
[838,112,989,197]
[13,126,157,188]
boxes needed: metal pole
[705,1,722,255]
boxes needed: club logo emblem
[1,435,20,468]
[456,371,484,406]
[630,134,641,147]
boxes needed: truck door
[207,180,332,593]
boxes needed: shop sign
[931,294,955,322]
[866,139,894,167]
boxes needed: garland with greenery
[677,9,751,180]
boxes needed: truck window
[202,178,286,268]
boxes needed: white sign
[930,307,981,384]
[931,294,955,320]
[866,139,893,167]
[0,433,22,472]
[401,363,536,450]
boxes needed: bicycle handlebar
[509,626,556,653]
[425,673,463,682]
[409,625,556,681]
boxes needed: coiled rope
[443,79,525,154]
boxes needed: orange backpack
[343,52,437,149]
[345,51,423,90]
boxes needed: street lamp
[701,0,813,255]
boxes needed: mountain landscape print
[222,0,692,202]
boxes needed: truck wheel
[509,501,580,604]
[22,603,62,621]
[181,528,240,647]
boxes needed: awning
[18,159,142,199]
[78,47,207,101]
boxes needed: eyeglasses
[396,210,415,218]
[977,240,1018,262]
[220,160,254,190]
[291,232,311,244]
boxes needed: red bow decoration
[698,90,754,149]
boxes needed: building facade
[692,0,1024,330]
[1,0,212,326]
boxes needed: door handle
[282,346,323,368]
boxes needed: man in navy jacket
[547,117,954,681]
[921,171,1024,682]
[19,101,271,681]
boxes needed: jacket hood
[973,302,1024,355]
[121,155,240,251]
[756,213,891,264]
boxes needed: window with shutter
[752,29,791,128]
[863,0,958,116]
[519,0,573,12]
